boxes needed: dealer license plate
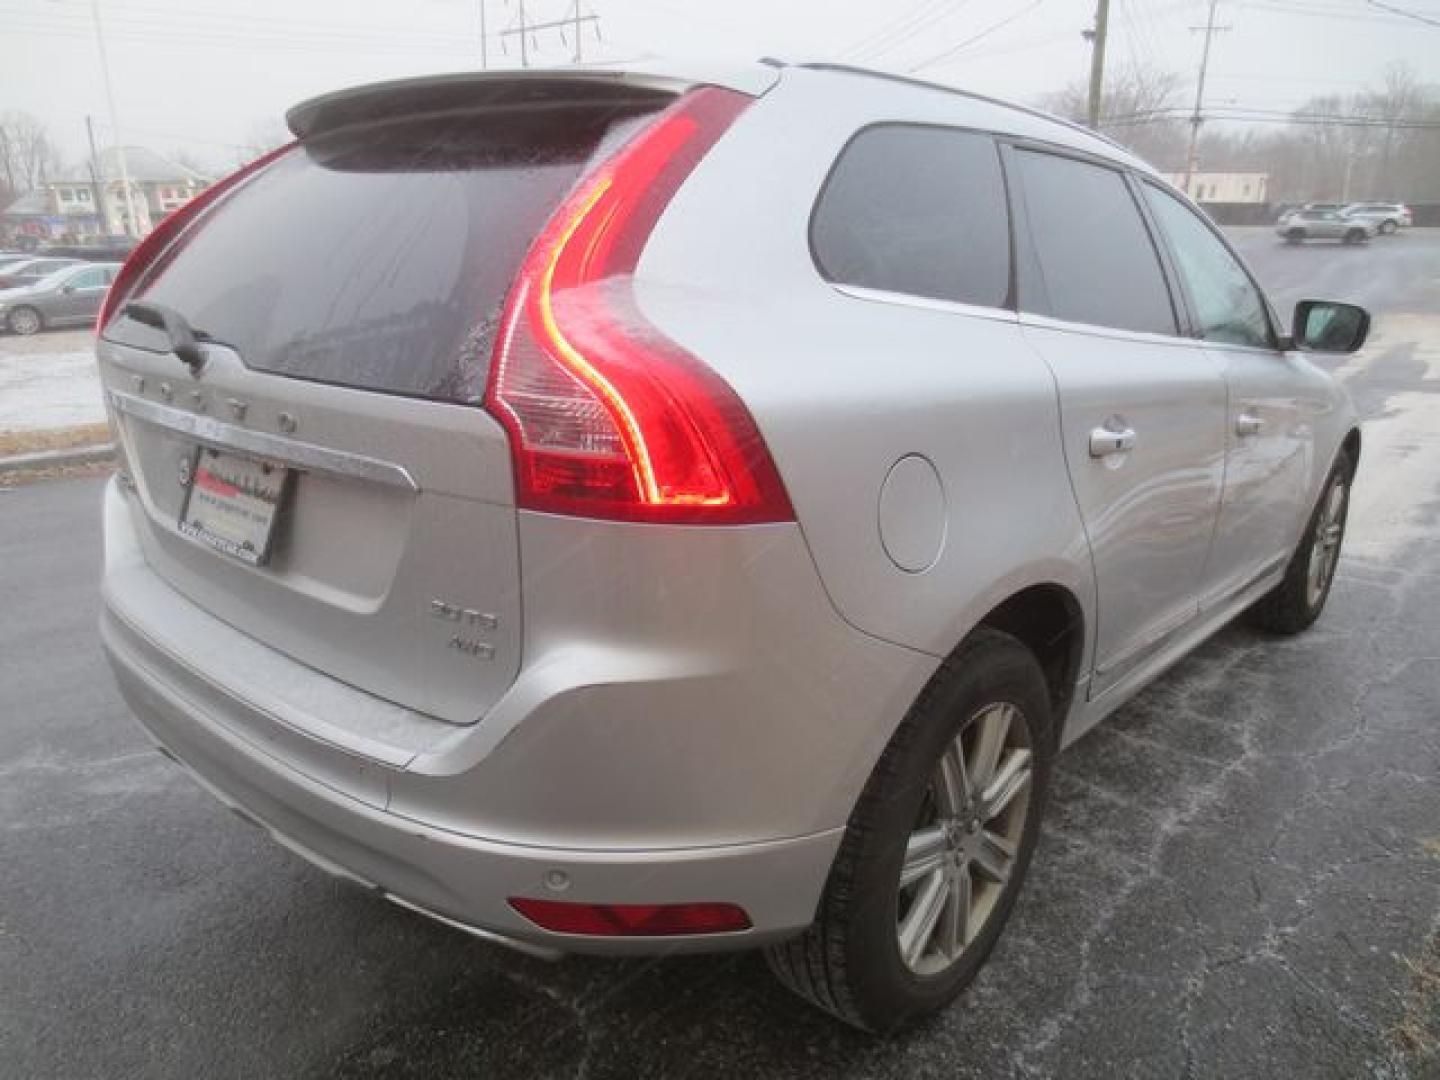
[178,447,290,566]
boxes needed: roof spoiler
[287,65,780,140]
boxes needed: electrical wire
[908,0,1047,72]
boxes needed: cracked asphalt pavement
[3,230,1439,1078]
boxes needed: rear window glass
[115,105,658,402]
[811,124,1011,309]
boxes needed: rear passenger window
[811,125,1010,309]
[1014,150,1176,335]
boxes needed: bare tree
[0,111,61,194]
[1039,64,1187,168]
[1040,61,1440,205]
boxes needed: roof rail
[793,62,1137,159]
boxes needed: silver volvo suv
[97,62,1368,1030]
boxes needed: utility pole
[1183,0,1231,199]
[1084,0,1110,130]
[500,9,598,67]
[88,0,139,237]
[85,116,110,237]
[479,0,488,69]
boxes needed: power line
[1239,0,1416,23]
[1365,0,1440,26]
[0,5,512,55]
[908,0,1047,72]
[1104,106,1440,129]
[848,0,974,63]
[840,0,950,59]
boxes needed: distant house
[1162,171,1270,204]
[0,189,55,242]
[1,146,212,242]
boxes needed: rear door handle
[1236,412,1264,436]
[1089,425,1137,458]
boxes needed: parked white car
[1343,202,1413,234]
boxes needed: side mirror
[61,284,76,294]
[1291,299,1370,354]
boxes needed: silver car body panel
[98,338,522,725]
[99,62,1358,950]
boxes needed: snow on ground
[0,333,105,433]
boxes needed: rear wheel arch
[970,583,1085,738]
[1341,427,1361,470]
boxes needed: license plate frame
[178,445,292,566]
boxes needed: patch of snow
[1342,314,1440,561]
[0,349,105,432]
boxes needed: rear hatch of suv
[97,75,687,726]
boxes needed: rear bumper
[103,604,840,954]
[99,477,932,954]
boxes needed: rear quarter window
[810,124,1011,310]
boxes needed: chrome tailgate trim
[110,389,419,492]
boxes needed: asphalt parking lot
[3,230,1439,1078]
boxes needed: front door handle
[1089,425,1137,458]
[1236,412,1264,436]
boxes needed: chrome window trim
[832,282,1020,324]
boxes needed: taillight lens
[485,87,793,525]
[508,897,751,936]
[96,141,296,334]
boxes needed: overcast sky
[5,0,1439,170]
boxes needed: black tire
[6,305,42,336]
[1284,229,1305,244]
[765,627,1054,1031]
[1380,219,1397,235]
[1246,448,1354,635]
[1344,228,1368,245]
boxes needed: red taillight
[508,897,751,936]
[97,141,296,334]
[485,87,793,525]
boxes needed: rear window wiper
[124,300,212,372]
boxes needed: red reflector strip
[508,897,752,936]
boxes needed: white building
[42,146,211,238]
[1162,171,1270,204]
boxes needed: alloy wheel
[1306,476,1347,607]
[9,308,40,335]
[896,701,1033,976]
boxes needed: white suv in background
[1343,201,1413,234]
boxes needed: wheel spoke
[901,825,948,889]
[973,830,1015,884]
[968,704,1012,791]
[936,739,970,815]
[939,864,972,958]
[898,869,949,968]
[982,748,1033,819]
